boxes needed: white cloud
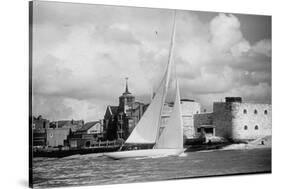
[231,40,251,57]
[210,14,243,52]
[252,39,271,57]
[32,3,271,121]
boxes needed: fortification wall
[213,102,233,138]
[231,103,272,140]
[193,113,213,137]
[194,113,213,127]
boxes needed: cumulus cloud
[230,40,251,57]
[32,2,271,121]
[252,39,272,57]
[210,14,243,52]
[175,13,271,111]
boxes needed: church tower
[119,77,135,113]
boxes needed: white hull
[104,148,185,160]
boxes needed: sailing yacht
[104,11,185,159]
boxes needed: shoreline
[32,143,271,159]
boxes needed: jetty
[33,140,121,158]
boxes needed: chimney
[225,97,242,103]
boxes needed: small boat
[105,11,185,160]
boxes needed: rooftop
[78,121,100,132]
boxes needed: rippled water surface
[32,148,271,188]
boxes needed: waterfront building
[103,79,202,141]
[33,130,47,147]
[46,128,70,147]
[68,120,104,148]
[32,117,85,147]
[194,112,214,138]
[32,115,50,130]
[103,78,148,141]
[32,115,50,147]
[76,121,103,135]
[194,97,272,141]
[49,119,84,132]
[103,106,119,140]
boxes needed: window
[254,109,258,114]
[243,109,247,114]
[264,110,268,115]
[85,141,91,147]
[205,128,214,134]
[50,133,53,138]
[244,125,248,130]
[255,125,259,130]
[196,111,199,114]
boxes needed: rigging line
[154,10,177,148]
[153,10,177,97]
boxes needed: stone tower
[119,77,135,113]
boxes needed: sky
[32,1,272,122]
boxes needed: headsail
[125,78,166,144]
[155,79,184,149]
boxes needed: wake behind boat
[104,11,185,160]
[105,149,185,160]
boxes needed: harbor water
[32,148,271,188]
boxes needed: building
[161,99,201,139]
[32,116,85,148]
[194,113,214,138]
[103,78,148,141]
[32,115,50,147]
[69,121,104,148]
[104,78,202,141]
[76,121,103,135]
[49,119,84,132]
[194,97,272,141]
[103,106,119,140]
[46,128,70,147]
[33,130,47,147]
[32,115,50,130]
[45,119,84,147]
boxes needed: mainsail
[155,79,183,149]
[125,10,177,145]
[104,11,186,160]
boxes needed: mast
[124,10,177,145]
[154,10,177,147]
